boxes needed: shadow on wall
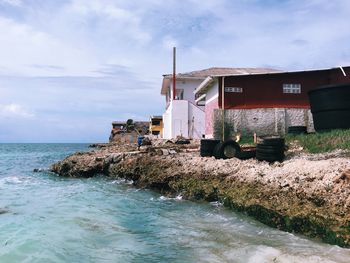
[213,108,314,138]
[213,110,234,140]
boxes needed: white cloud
[67,0,152,43]
[0,103,34,118]
[0,16,100,77]
[0,0,22,7]
[0,0,350,142]
[162,36,178,51]
[70,0,138,22]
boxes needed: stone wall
[212,108,315,136]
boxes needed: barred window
[283,84,301,94]
[225,87,243,93]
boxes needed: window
[225,87,243,93]
[152,120,161,126]
[175,89,184,100]
[283,84,301,94]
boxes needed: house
[109,120,148,143]
[194,66,350,138]
[160,67,278,139]
[149,115,163,137]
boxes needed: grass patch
[286,129,350,153]
[239,136,255,146]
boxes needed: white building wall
[162,78,206,139]
[170,79,204,104]
[188,102,205,139]
[162,104,172,139]
[162,100,205,139]
[171,100,189,138]
[205,81,219,102]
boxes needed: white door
[173,119,182,138]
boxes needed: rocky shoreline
[50,141,350,247]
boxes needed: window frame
[175,89,184,100]
[224,87,243,93]
[283,84,301,94]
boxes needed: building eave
[193,76,215,95]
[160,78,171,95]
[195,93,206,105]
[161,76,206,95]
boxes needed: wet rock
[141,137,152,146]
[89,143,108,148]
[33,168,45,173]
[49,140,350,247]
[0,208,9,214]
[341,169,350,180]
[169,149,177,155]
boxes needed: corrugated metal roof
[213,65,350,77]
[161,67,281,95]
[163,67,281,79]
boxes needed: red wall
[218,67,350,109]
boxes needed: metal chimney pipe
[173,47,176,100]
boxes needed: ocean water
[0,144,349,263]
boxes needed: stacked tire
[200,139,220,157]
[288,126,307,135]
[256,136,285,162]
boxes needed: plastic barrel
[308,84,350,131]
[200,139,220,157]
[137,136,144,147]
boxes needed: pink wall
[205,97,219,136]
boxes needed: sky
[0,0,350,142]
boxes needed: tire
[213,140,241,159]
[236,150,256,160]
[260,136,285,146]
[257,148,284,155]
[213,143,222,159]
[200,139,221,157]
[288,126,307,134]
[256,142,284,162]
[256,144,284,151]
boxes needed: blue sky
[0,0,349,142]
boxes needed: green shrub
[239,136,255,146]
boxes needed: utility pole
[222,77,225,141]
[172,47,176,100]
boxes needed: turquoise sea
[0,143,350,263]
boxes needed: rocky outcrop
[50,142,350,247]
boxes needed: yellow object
[149,116,163,137]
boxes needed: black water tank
[308,83,350,131]
[200,139,220,157]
